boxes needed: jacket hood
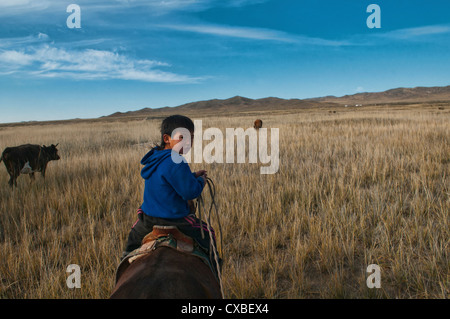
[140,147,172,179]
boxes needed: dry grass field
[0,104,448,298]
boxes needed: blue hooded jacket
[140,147,205,219]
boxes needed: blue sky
[0,0,449,123]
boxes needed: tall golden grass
[0,105,448,298]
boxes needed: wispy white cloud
[0,0,33,7]
[0,0,51,16]
[0,33,50,48]
[161,22,450,47]
[0,43,200,83]
[0,0,267,16]
[336,23,450,47]
[157,23,351,46]
[0,50,34,66]
[378,24,450,40]
[114,0,267,9]
[159,23,294,42]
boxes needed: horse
[110,227,222,299]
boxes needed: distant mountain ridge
[105,85,450,118]
[106,95,334,118]
[307,85,450,104]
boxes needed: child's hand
[195,170,207,178]
[195,170,208,184]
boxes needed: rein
[197,177,224,298]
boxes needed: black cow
[0,144,60,188]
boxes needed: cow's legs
[41,163,48,179]
[6,166,18,188]
[8,175,14,188]
[8,174,18,188]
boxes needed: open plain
[0,102,448,298]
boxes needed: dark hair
[156,115,195,150]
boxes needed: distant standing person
[254,119,263,129]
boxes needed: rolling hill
[105,85,450,118]
[307,85,450,105]
[105,95,338,118]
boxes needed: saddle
[115,225,216,284]
[129,225,194,263]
